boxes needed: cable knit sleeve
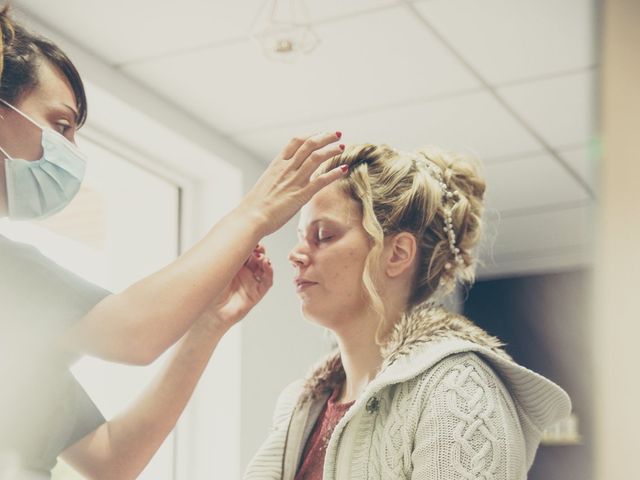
[411,352,528,480]
[243,380,303,480]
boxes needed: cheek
[0,118,42,161]
[324,248,367,293]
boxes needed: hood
[301,305,510,400]
[300,304,571,466]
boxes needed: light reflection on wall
[0,135,180,480]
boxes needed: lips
[294,277,318,292]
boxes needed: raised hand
[203,243,273,331]
[239,131,347,237]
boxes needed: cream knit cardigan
[244,310,571,480]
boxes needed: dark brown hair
[0,5,87,126]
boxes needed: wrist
[195,311,232,338]
[233,201,271,238]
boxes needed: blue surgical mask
[0,99,86,220]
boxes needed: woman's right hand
[238,131,347,237]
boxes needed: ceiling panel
[476,243,593,279]
[413,0,595,84]
[479,204,594,261]
[232,91,543,162]
[558,145,598,191]
[122,7,481,134]
[16,0,261,64]
[498,70,595,149]
[15,0,399,65]
[483,153,591,213]
[301,0,400,23]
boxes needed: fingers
[253,252,273,291]
[244,248,261,270]
[279,134,311,160]
[258,256,274,291]
[244,254,260,273]
[244,243,266,267]
[289,131,343,170]
[244,132,346,237]
[297,143,346,181]
[247,244,271,282]
[303,163,349,199]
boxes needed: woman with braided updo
[245,144,571,480]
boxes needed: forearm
[61,315,227,480]
[63,206,265,363]
[61,131,345,363]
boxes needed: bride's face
[288,182,373,329]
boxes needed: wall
[464,269,593,480]
[594,1,640,477]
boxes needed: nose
[288,242,310,268]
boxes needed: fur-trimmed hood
[296,304,571,459]
[301,304,511,402]
[249,306,571,480]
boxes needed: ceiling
[14,0,597,279]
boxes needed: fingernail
[340,164,349,173]
[339,144,345,151]
[336,131,342,139]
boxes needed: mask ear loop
[0,98,46,160]
[0,98,43,130]
[0,103,12,159]
[0,143,11,159]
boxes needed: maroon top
[294,388,355,480]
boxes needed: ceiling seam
[484,142,590,165]
[483,244,592,264]
[402,0,597,199]
[493,199,594,220]
[493,65,597,90]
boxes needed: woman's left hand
[203,243,273,332]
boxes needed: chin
[300,303,347,331]
[300,302,321,322]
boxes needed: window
[0,135,181,479]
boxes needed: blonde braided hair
[317,144,486,341]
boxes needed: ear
[384,232,417,278]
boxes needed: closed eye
[317,233,333,243]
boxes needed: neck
[332,304,404,403]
